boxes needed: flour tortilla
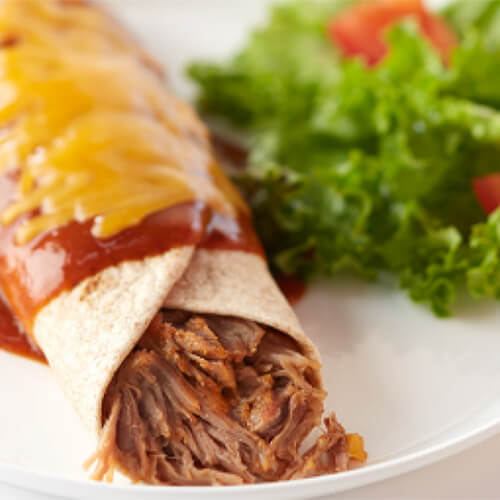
[33,247,320,437]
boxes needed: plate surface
[1,1,499,499]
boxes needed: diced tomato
[328,0,458,66]
[419,12,458,61]
[473,174,500,215]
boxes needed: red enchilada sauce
[0,175,262,363]
[0,207,261,364]
[0,289,45,362]
[276,275,307,307]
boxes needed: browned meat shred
[87,310,352,485]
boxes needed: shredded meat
[87,310,357,485]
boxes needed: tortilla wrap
[0,0,362,484]
[33,247,316,437]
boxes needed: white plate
[2,1,499,499]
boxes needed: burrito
[0,0,365,486]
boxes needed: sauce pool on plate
[276,274,307,306]
[0,289,45,363]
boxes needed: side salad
[189,0,500,317]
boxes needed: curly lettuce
[188,0,500,316]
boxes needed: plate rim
[1,415,499,498]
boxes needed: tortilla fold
[33,246,318,437]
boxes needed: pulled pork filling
[87,309,352,485]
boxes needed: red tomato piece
[473,174,500,214]
[419,12,458,62]
[328,0,458,66]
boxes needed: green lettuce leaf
[189,0,500,316]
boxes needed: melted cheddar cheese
[0,0,247,243]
